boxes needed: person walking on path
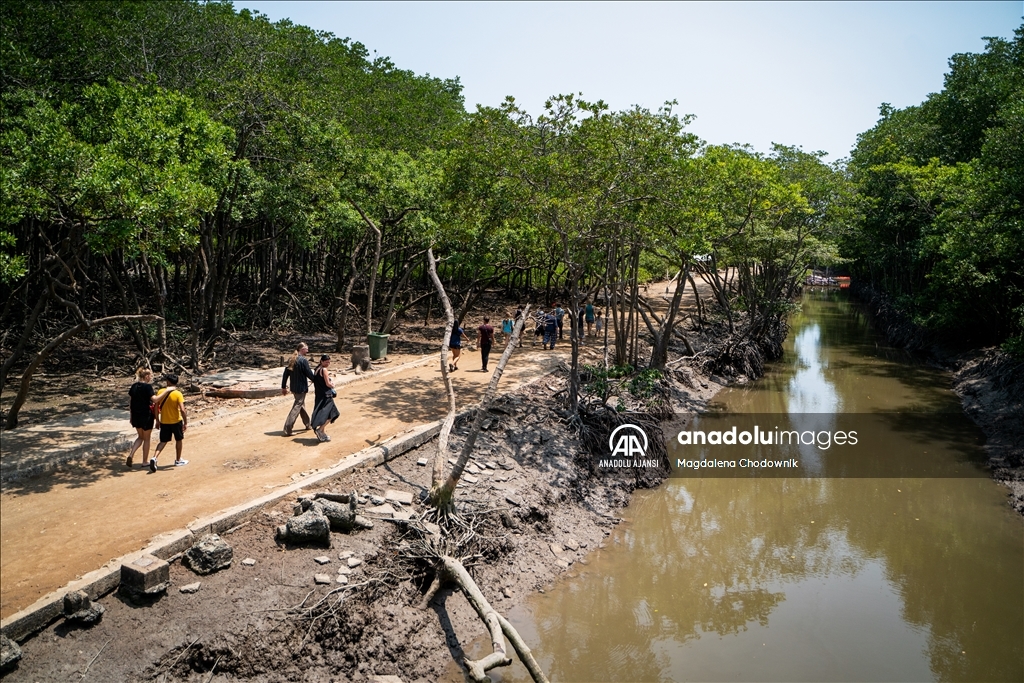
[126,367,155,468]
[310,355,339,442]
[281,342,316,436]
[585,300,596,337]
[543,310,558,349]
[501,317,514,345]
[595,309,604,337]
[554,304,565,339]
[150,374,188,472]
[477,317,495,372]
[449,323,471,371]
[532,309,545,346]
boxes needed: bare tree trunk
[4,315,162,429]
[428,309,528,508]
[350,203,383,337]
[426,248,457,490]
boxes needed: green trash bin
[367,333,389,360]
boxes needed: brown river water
[452,290,1023,682]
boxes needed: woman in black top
[126,367,156,468]
[310,355,339,442]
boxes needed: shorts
[159,421,185,442]
[130,413,155,430]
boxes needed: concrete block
[120,554,170,601]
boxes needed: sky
[236,1,1022,160]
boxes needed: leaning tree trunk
[3,315,162,429]
[428,308,528,508]
[425,248,457,489]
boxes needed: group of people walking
[126,368,188,472]
[126,299,607,465]
[531,301,603,349]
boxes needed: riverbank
[952,349,1024,514]
[0,366,723,681]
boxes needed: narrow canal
[457,290,1024,682]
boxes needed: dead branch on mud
[403,505,549,683]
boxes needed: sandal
[149,458,157,473]
[126,455,133,469]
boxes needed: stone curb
[0,354,436,485]
[0,413,453,643]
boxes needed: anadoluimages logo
[608,424,648,458]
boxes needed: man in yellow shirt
[151,374,188,472]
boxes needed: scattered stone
[62,590,105,624]
[120,554,170,602]
[564,538,580,551]
[448,457,458,465]
[370,495,386,505]
[505,493,523,507]
[466,464,481,474]
[499,460,515,470]
[314,556,331,565]
[347,557,363,568]
[555,559,570,569]
[179,582,201,594]
[337,566,352,575]
[1,634,22,671]
[550,542,566,557]
[365,503,396,517]
[485,461,498,470]
[242,558,256,566]
[463,474,479,484]
[339,551,353,559]
[183,534,233,575]
[336,574,349,585]
[384,489,414,506]
[423,522,440,536]
[416,457,429,466]
[314,574,332,585]
[369,676,405,683]
[502,588,512,599]
[392,510,412,521]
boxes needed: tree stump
[351,344,372,373]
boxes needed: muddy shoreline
[0,367,722,682]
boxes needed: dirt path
[0,345,571,619]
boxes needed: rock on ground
[183,534,233,575]
[1,634,22,671]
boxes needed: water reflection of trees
[514,477,1021,683]
[832,477,1023,683]
[525,478,860,682]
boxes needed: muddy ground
[0,369,722,683]
[952,349,1024,514]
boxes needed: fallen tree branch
[439,555,547,683]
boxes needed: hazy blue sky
[237,1,1021,160]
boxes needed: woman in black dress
[310,355,339,442]
[126,367,156,468]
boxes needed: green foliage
[848,27,1024,346]
[1,80,235,257]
